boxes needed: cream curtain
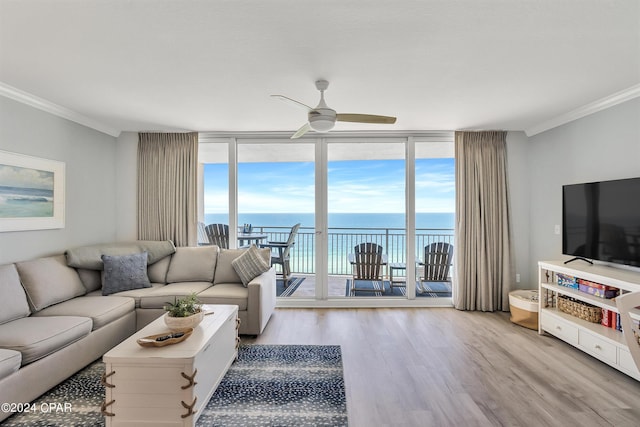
[137,132,198,247]
[454,131,513,311]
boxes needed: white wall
[526,98,640,284]
[0,96,118,264]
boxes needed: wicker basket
[557,295,602,323]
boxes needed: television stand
[564,256,593,265]
[538,261,640,381]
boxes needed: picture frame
[0,150,65,232]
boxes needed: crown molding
[0,82,120,137]
[525,84,640,137]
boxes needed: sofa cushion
[16,255,87,312]
[77,268,102,292]
[166,246,218,283]
[85,283,165,308]
[196,283,248,311]
[232,244,270,287]
[0,349,21,381]
[139,282,213,309]
[0,264,31,324]
[33,296,135,330]
[101,252,151,296]
[65,240,176,270]
[148,255,171,284]
[214,247,270,285]
[0,316,92,365]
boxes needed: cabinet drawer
[578,330,617,365]
[541,311,578,345]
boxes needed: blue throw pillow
[101,252,152,296]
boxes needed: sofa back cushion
[66,240,176,270]
[214,247,271,285]
[77,268,102,292]
[0,264,31,324]
[147,255,171,284]
[77,253,172,291]
[16,255,87,311]
[166,246,218,283]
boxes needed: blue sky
[203,158,454,214]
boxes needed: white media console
[538,260,640,381]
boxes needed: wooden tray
[136,328,194,347]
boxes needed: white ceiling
[1,0,639,137]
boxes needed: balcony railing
[251,225,454,275]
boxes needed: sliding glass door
[327,140,406,298]
[237,142,316,299]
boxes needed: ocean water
[0,185,54,218]
[204,212,454,274]
[204,212,454,231]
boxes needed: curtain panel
[454,130,513,311]
[137,132,198,247]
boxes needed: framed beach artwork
[0,150,65,232]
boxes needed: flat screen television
[563,177,640,267]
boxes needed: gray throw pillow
[101,252,152,296]
[231,245,270,287]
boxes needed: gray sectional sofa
[0,241,276,421]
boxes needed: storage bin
[509,290,539,330]
[557,295,602,323]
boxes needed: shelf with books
[538,260,640,381]
[540,281,640,321]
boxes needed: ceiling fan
[272,80,397,139]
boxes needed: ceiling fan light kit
[272,79,397,138]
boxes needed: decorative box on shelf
[557,273,579,289]
[577,279,619,299]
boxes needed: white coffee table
[102,304,239,427]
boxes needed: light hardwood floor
[242,308,640,427]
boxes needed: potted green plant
[163,293,204,330]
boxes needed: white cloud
[0,165,53,190]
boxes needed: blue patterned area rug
[2,344,347,427]
[276,276,305,297]
[345,278,451,297]
[199,344,346,426]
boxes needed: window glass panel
[200,142,229,246]
[415,141,455,299]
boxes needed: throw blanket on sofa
[65,240,176,270]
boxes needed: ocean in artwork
[0,185,54,218]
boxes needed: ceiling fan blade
[271,94,312,111]
[336,113,397,124]
[291,122,312,139]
